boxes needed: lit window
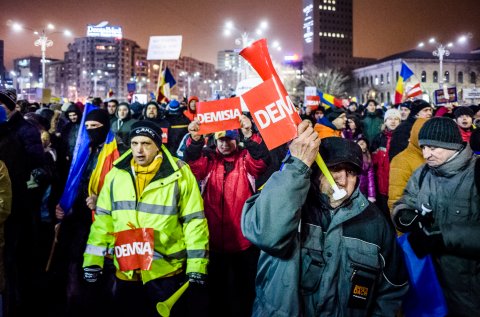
[341,34,344,38]
[332,7,336,11]
[319,5,323,9]
[328,32,331,37]
[319,32,323,36]
[328,6,331,10]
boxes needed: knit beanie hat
[325,106,345,122]
[320,137,363,173]
[418,117,464,150]
[384,108,401,122]
[409,100,431,118]
[168,100,180,111]
[214,129,240,141]
[469,128,480,154]
[129,120,163,149]
[0,88,17,111]
[453,106,474,119]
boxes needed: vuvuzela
[156,281,190,317]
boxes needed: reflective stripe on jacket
[83,145,209,283]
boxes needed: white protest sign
[147,36,182,60]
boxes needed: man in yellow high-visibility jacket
[83,120,209,317]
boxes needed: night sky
[1,0,480,69]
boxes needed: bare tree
[302,65,350,96]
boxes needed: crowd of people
[0,85,479,316]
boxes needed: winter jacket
[241,157,408,317]
[392,145,480,316]
[314,117,343,140]
[185,133,269,252]
[165,112,191,156]
[83,146,209,283]
[387,118,427,210]
[388,116,415,161]
[111,105,138,154]
[358,152,375,199]
[0,160,11,292]
[371,129,393,196]
[362,110,383,144]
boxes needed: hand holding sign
[188,119,202,142]
[290,120,321,167]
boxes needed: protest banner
[196,98,242,135]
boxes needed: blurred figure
[453,106,474,142]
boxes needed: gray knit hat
[0,88,17,111]
[418,117,464,150]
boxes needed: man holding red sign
[83,120,209,317]
[185,115,269,317]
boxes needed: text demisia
[197,108,242,124]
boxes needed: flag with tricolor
[406,83,423,99]
[395,61,414,103]
[156,67,177,103]
[317,91,347,109]
[88,131,120,197]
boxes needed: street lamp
[223,20,275,82]
[179,71,200,98]
[9,21,72,89]
[417,33,472,90]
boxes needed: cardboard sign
[161,128,168,143]
[240,77,301,150]
[197,98,242,135]
[114,228,154,271]
[147,36,183,60]
[434,87,457,105]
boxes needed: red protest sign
[114,228,154,271]
[241,77,301,150]
[306,95,320,111]
[161,128,168,143]
[197,98,242,135]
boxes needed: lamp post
[179,71,200,98]
[223,20,280,82]
[10,21,72,89]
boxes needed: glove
[407,228,445,258]
[415,203,435,230]
[83,265,103,283]
[187,272,207,286]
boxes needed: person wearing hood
[241,129,408,316]
[389,99,433,161]
[362,99,384,144]
[392,117,480,316]
[165,99,191,156]
[184,96,199,121]
[111,102,138,154]
[54,109,116,317]
[185,115,270,317]
[313,106,346,139]
[388,118,428,211]
[106,99,119,124]
[61,104,83,161]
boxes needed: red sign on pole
[241,77,301,150]
[114,228,154,271]
[306,95,320,111]
[196,98,242,135]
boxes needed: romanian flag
[407,83,423,99]
[395,61,414,104]
[59,103,96,214]
[156,67,177,103]
[317,90,346,109]
[88,131,120,197]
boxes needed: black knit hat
[409,100,431,118]
[0,88,17,111]
[320,137,363,173]
[325,107,345,122]
[129,120,163,149]
[418,117,464,150]
[453,106,474,119]
[86,109,111,130]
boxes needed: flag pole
[156,60,164,101]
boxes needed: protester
[0,159,11,316]
[83,120,209,317]
[184,96,199,121]
[241,126,408,316]
[399,101,412,121]
[371,108,401,216]
[165,99,191,156]
[362,99,384,144]
[343,114,364,141]
[106,99,119,124]
[314,106,346,139]
[471,127,480,155]
[185,115,269,317]
[392,117,480,315]
[347,100,359,114]
[111,101,138,154]
[389,99,433,161]
[54,109,115,317]
[453,106,475,142]
[60,103,83,162]
[356,137,376,203]
[388,118,427,212]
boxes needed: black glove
[407,228,445,258]
[83,265,103,283]
[187,272,207,286]
[415,203,435,229]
